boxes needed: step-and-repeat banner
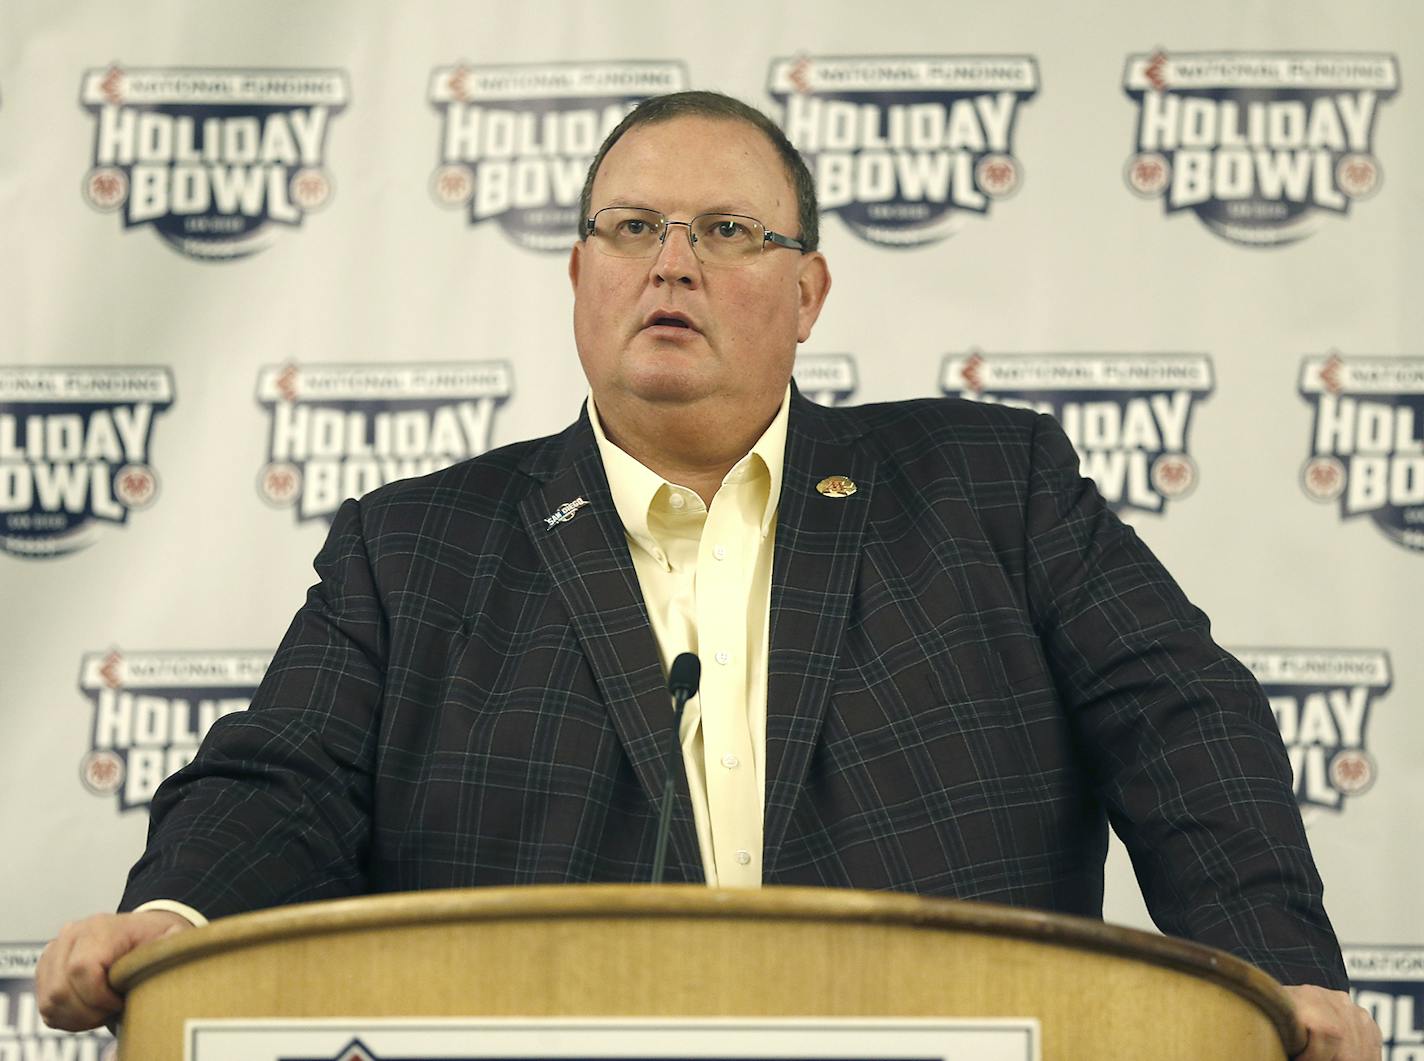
[2,1,1421,1053]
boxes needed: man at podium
[38,91,1379,1059]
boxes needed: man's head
[568,92,831,445]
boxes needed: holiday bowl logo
[942,352,1212,514]
[1,366,174,558]
[1,946,115,1061]
[429,61,688,251]
[1234,648,1391,817]
[1123,51,1399,246]
[794,354,859,406]
[1300,354,1424,551]
[1345,946,1424,1055]
[78,649,269,812]
[80,65,348,260]
[257,361,514,523]
[768,55,1038,247]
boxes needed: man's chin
[624,374,713,405]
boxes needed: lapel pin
[544,496,590,528]
[816,475,857,498]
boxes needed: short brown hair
[577,90,819,252]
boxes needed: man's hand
[37,910,191,1031]
[1284,984,1382,1061]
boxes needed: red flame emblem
[960,353,985,394]
[1144,50,1169,92]
[100,64,125,105]
[1320,354,1345,395]
[99,651,124,690]
[276,363,300,402]
[447,64,471,103]
[789,55,813,95]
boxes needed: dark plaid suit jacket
[122,390,1348,988]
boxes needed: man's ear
[569,240,583,292]
[796,252,832,343]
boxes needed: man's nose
[650,222,701,286]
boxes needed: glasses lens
[691,214,764,263]
[592,207,664,257]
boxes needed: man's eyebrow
[594,200,766,217]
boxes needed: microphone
[650,652,700,884]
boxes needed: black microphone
[650,652,700,884]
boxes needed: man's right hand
[37,910,192,1031]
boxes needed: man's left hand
[1283,985,1381,1060]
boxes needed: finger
[38,925,118,1031]
[61,932,126,1028]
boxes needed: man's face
[569,115,829,422]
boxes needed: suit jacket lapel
[517,410,703,882]
[763,391,876,875]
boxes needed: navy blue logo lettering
[257,361,514,523]
[769,55,1038,247]
[1300,354,1424,552]
[1123,51,1399,245]
[80,65,348,259]
[1,366,174,558]
[78,650,268,812]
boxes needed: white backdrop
[1,0,1421,1053]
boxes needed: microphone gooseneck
[650,652,700,884]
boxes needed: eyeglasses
[584,207,806,266]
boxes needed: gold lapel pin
[816,475,857,498]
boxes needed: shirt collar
[588,385,790,549]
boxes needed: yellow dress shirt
[588,389,787,888]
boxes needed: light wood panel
[111,885,1304,1060]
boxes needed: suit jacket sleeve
[119,497,382,918]
[1022,411,1348,989]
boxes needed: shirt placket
[695,468,763,886]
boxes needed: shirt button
[721,753,739,769]
[668,492,685,510]
[715,651,730,665]
[712,544,727,560]
[735,849,752,866]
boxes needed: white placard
[185,1017,1040,1061]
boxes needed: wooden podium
[110,885,1304,1060]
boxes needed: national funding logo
[1122,51,1399,246]
[768,54,1038,247]
[78,649,269,812]
[257,361,514,523]
[943,352,1212,515]
[0,366,173,559]
[80,65,348,259]
[429,61,689,251]
[1300,354,1424,552]
[1235,648,1391,817]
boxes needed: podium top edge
[111,883,1303,1051]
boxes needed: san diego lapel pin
[816,475,857,498]
[544,497,590,529]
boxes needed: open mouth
[643,310,698,333]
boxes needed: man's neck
[593,392,782,507]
